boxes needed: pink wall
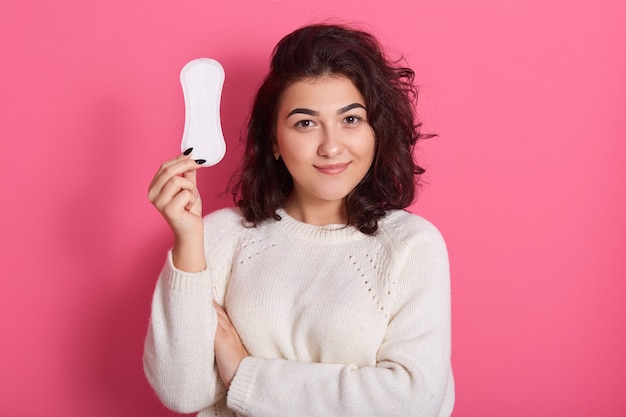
[1,1,624,415]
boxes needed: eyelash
[295,120,315,128]
[294,115,363,129]
[344,115,362,124]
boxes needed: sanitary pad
[180,58,226,166]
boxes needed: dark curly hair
[230,23,432,234]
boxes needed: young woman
[145,23,454,417]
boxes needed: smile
[314,162,350,175]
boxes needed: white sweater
[144,207,454,417]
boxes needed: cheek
[275,128,294,156]
[278,136,314,163]
[361,133,376,163]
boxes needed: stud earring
[274,153,280,160]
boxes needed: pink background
[1,0,625,415]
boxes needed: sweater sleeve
[143,208,241,413]
[226,218,454,417]
[143,252,223,413]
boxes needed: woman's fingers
[162,188,199,221]
[148,152,205,233]
[148,153,203,203]
[181,167,199,211]
[182,164,198,186]
[214,302,245,350]
[151,174,197,212]
[214,302,233,330]
[152,177,200,222]
[149,151,206,271]
[213,302,249,388]
[148,152,188,192]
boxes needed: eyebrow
[286,103,367,118]
[337,103,366,114]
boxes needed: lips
[314,162,350,175]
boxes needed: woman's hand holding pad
[148,151,206,272]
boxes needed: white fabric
[144,207,454,417]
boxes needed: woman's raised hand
[148,150,207,271]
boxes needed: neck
[284,196,347,226]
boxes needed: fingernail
[183,147,193,155]
[195,159,206,165]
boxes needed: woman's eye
[295,120,314,128]
[344,115,362,124]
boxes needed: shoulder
[376,210,449,277]
[378,210,446,251]
[379,210,450,298]
[202,207,249,243]
[203,206,245,228]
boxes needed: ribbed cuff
[166,251,212,294]
[226,356,261,414]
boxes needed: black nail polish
[195,159,206,165]
[183,147,193,155]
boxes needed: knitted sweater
[144,207,454,417]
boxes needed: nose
[317,126,344,157]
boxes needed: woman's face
[274,75,376,214]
